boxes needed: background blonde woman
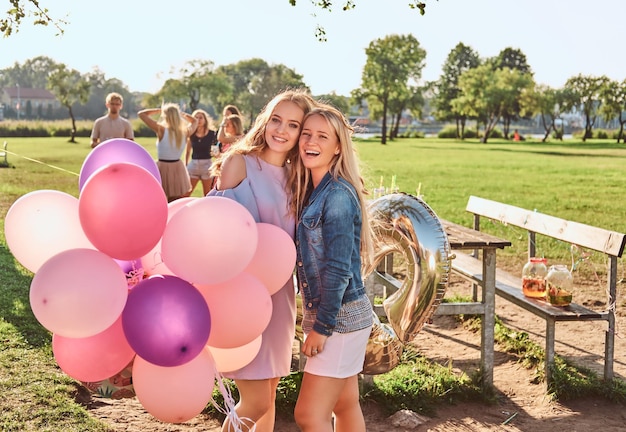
[217,113,245,153]
[138,103,198,201]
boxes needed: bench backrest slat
[466,195,626,258]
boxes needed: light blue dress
[208,154,296,379]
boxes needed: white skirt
[303,327,371,378]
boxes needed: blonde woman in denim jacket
[290,104,373,432]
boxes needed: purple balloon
[122,275,211,367]
[79,138,161,190]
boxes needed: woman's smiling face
[264,100,306,157]
[299,113,340,184]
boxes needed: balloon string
[208,364,256,432]
[4,149,79,176]
[126,260,145,288]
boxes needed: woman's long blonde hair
[160,103,188,149]
[290,104,373,266]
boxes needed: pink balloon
[79,162,168,260]
[208,335,262,373]
[52,315,135,382]
[122,275,211,367]
[4,190,95,273]
[132,348,216,423]
[161,197,258,284]
[79,138,160,190]
[140,197,197,277]
[30,248,128,338]
[196,273,272,349]
[245,223,296,295]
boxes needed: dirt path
[87,273,626,431]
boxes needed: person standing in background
[209,89,316,432]
[217,104,242,152]
[184,109,217,196]
[292,104,374,432]
[217,114,245,153]
[90,92,134,148]
[138,104,198,202]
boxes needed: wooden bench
[451,195,626,386]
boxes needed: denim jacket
[295,172,366,336]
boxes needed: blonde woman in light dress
[138,103,198,202]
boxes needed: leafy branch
[1,0,66,37]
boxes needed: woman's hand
[302,330,328,357]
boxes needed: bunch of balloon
[4,138,297,424]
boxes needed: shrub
[437,126,459,139]
[594,129,609,139]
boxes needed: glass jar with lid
[522,257,548,298]
[545,264,573,306]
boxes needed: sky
[1,0,625,97]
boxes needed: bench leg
[481,249,496,389]
[604,256,618,381]
[545,318,555,387]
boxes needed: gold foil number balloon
[362,193,451,374]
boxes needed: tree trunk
[503,117,511,140]
[392,112,401,139]
[617,114,625,143]
[68,105,77,143]
[481,116,499,143]
[540,113,551,142]
[460,118,466,140]
[381,102,388,145]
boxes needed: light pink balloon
[208,335,262,373]
[30,248,128,338]
[4,190,95,273]
[161,197,258,284]
[196,273,272,349]
[79,162,168,261]
[140,197,197,277]
[52,315,135,382]
[132,348,216,423]
[245,223,296,295]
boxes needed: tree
[599,79,626,143]
[0,55,58,88]
[216,59,307,127]
[83,67,134,120]
[47,64,90,142]
[316,92,350,114]
[562,74,611,141]
[359,34,426,144]
[527,84,567,142]
[5,1,432,41]
[433,42,481,139]
[454,64,533,143]
[494,47,532,75]
[493,48,533,138]
[1,0,65,36]
[288,0,429,41]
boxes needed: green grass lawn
[0,135,625,430]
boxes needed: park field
[0,135,625,430]
[5,135,624,260]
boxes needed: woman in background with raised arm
[139,103,198,202]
